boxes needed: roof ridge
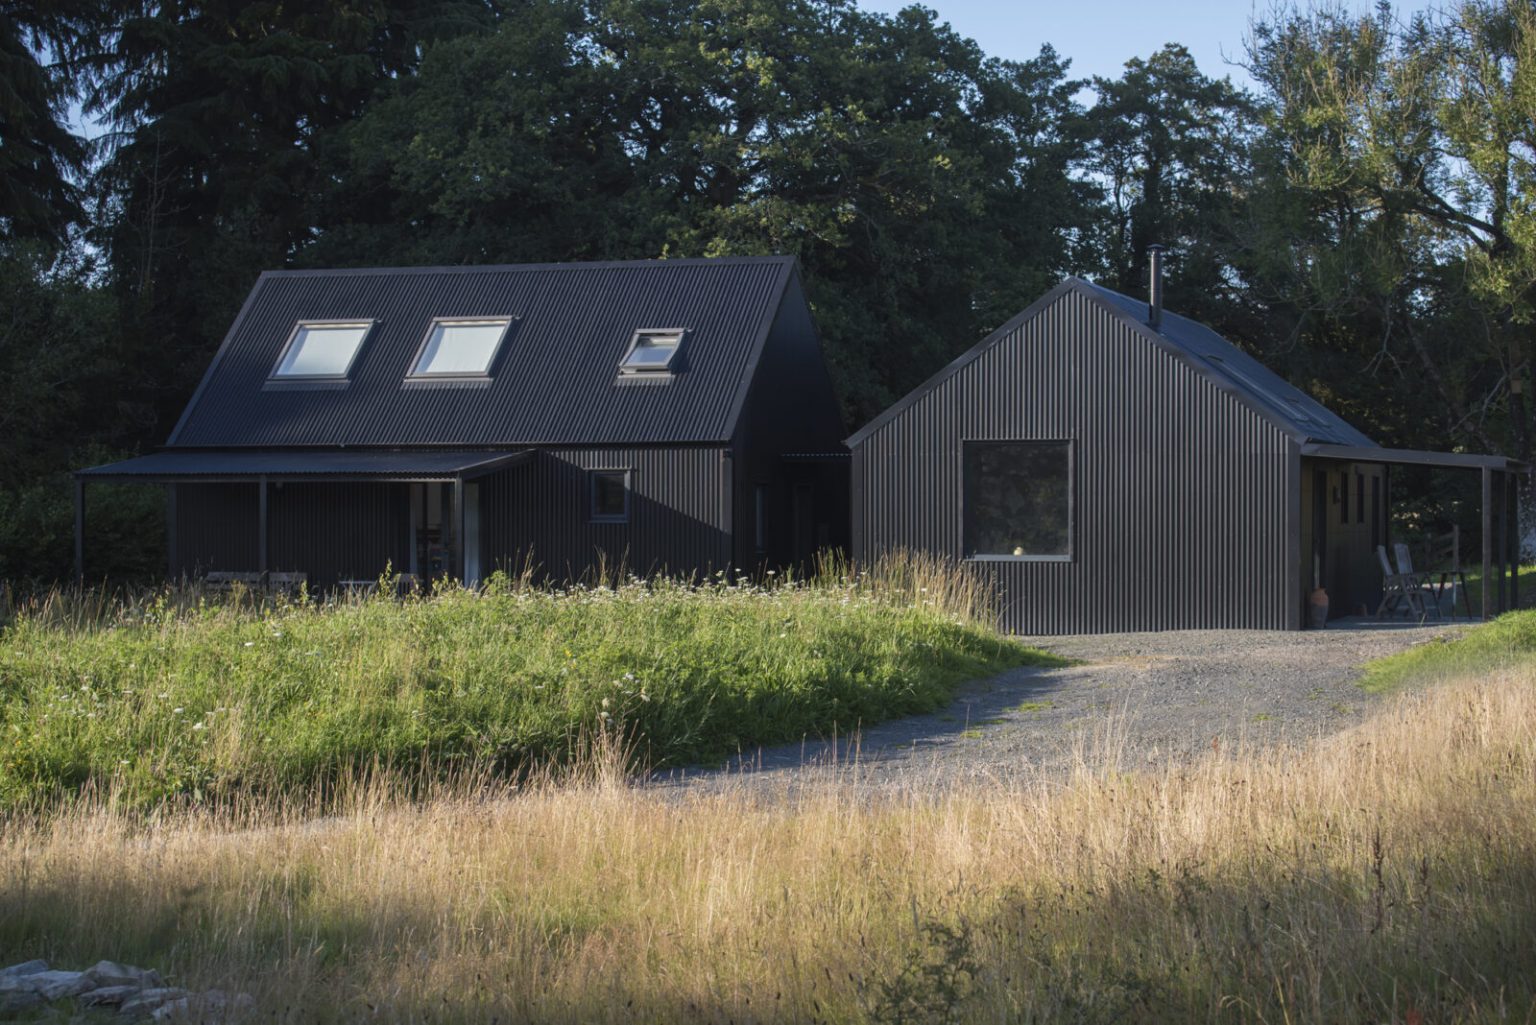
[258,255,798,279]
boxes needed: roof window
[619,329,685,374]
[270,322,373,379]
[409,319,513,378]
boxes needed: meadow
[0,558,1051,811]
[3,576,1534,1022]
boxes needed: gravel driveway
[655,618,1464,795]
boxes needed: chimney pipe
[1147,245,1164,329]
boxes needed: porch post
[258,475,269,581]
[450,477,465,582]
[166,484,178,581]
[73,477,85,585]
[1497,471,1509,614]
[1505,470,1517,608]
[1481,466,1493,620]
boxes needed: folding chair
[1376,545,1427,621]
[1393,543,1444,620]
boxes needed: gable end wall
[852,289,1296,633]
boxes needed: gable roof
[168,256,800,448]
[846,277,1377,449]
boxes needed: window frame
[960,439,1076,563]
[589,468,632,524]
[405,317,516,381]
[267,320,377,382]
[617,328,688,376]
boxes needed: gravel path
[654,617,1465,796]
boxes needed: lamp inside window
[619,329,685,374]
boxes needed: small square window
[271,322,373,379]
[590,469,630,522]
[619,330,684,374]
[409,319,513,378]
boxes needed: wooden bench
[200,571,308,596]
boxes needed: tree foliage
[5,0,1536,584]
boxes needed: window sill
[966,554,1074,563]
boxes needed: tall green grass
[0,556,1057,811]
[1360,607,1536,692]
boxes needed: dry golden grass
[3,666,1534,1023]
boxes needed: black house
[847,269,1523,634]
[76,257,847,587]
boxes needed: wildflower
[173,707,184,714]
[243,641,254,648]
[192,722,205,731]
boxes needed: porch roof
[1300,443,1527,473]
[74,448,534,483]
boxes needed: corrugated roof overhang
[1300,443,1528,473]
[74,449,534,482]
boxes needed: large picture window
[963,441,1072,559]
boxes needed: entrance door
[792,483,815,568]
[409,481,479,584]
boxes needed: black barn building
[848,273,1523,634]
[76,257,847,587]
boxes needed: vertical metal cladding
[478,447,732,581]
[171,482,411,588]
[851,288,1294,634]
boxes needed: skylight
[271,322,373,379]
[409,319,513,378]
[619,330,685,374]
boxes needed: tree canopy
[3,0,1534,583]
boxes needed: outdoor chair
[1376,545,1429,622]
[1423,527,1473,620]
[1393,543,1445,620]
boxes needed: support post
[166,484,178,582]
[450,477,464,583]
[1498,471,1510,614]
[1482,467,1493,620]
[1509,471,1521,610]
[258,475,269,581]
[73,477,85,585]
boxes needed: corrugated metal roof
[848,277,1378,448]
[76,449,532,480]
[168,257,797,447]
[1079,281,1376,447]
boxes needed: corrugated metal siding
[170,258,794,448]
[171,482,412,588]
[852,289,1295,634]
[172,484,258,577]
[479,447,731,580]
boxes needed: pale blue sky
[855,0,1445,89]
